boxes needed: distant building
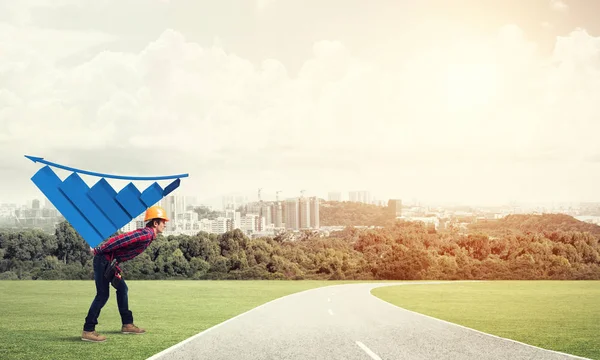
[349,191,371,204]
[328,192,342,201]
[241,214,263,233]
[310,197,320,229]
[299,197,310,229]
[285,198,299,230]
[271,202,284,228]
[222,195,248,211]
[260,203,271,230]
[293,196,320,230]
[213,217,232,234]
[158,195,186,230]
[225,209,242,229]
[388,199,402,218]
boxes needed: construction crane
[276,190,282,202]
[258,188,263,202]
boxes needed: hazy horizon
[2,0,600,207]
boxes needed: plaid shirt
[93,227,156,263]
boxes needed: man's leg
[116,278,133,324]
[117,278,145,334]
[82,255,110,342]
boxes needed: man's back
[94,227,156,262]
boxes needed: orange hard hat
[144,205,169,222]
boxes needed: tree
[55,221,92,265]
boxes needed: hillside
[469,213,600,235]
[319,201,394,227]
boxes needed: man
[81,205,169,342]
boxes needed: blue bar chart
[26,156,188,247]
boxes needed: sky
[1,0,600,208]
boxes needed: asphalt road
[147,281,589,360]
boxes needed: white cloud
[2,21,600,205]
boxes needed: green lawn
[0,280,341,360]
[372,281,600,360]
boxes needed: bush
[0,271,19,280]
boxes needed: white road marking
[356,341,382,360]
[328,309,334,315]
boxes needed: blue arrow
[25,155,189,181]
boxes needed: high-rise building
[244,201,273,231]
[285,198,299,230]
[225,209,242,230]
[291,196,320,229]
[241,214,263,233]
[349,191,371,204]
[200,218,213,233]
[161,196,174,219]
[175,196,186,218]
[235,211,241,229]
[213,217,232,234]
[299,197,310,229]
[271,202,284,228]
[246,202,262,215]
[32,199,40,209]
[310,196,320,229]
[159,195,186,231]
[261,203,272,228]
[178,211,199,222]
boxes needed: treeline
[1,213,599,281]
[319,201,394,227]
[470,213,600,235]
[192,205,221,220]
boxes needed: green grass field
[372,281,600,360]
[0,280,339,360]
[0,280,597,360]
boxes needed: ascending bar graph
[25,155,188,248]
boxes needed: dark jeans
[83,254,133,332]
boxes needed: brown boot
[81,330,106,342]
[121,323,146,334]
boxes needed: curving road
[147,281,589,360]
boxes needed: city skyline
[4,185,600,211]
[2,1,600,206]
[7,187,598,216]
[6,190,600,238]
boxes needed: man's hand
[89,247,95,256]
